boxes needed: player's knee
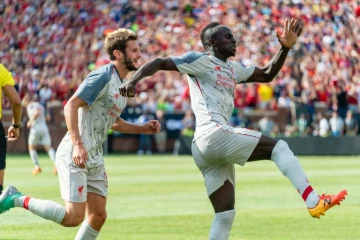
[62,212,85,227]
[88,211,107,226]
[271,140,294,160]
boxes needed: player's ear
[113,50,124,60]
[208,38,215,48]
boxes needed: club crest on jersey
[114,93,119,99]
[214,65,221,71]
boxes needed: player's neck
[111,61,129,79]
[210,51,228,63]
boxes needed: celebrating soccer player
[120,18,347,240]
[0,29,161,240]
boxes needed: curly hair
[104,29,138,60]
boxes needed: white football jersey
[171,51,255,140]
[27,102,47,128]
[58,63,127,167]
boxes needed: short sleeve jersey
[0,64,15,119]
[59,63,127,167]
[171,52,254,140]
[27,102,47,128]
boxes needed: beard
[124,55,138,71]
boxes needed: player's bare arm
[111,117,161,134]
[64,95,88,168]
[119,57,178,98]
[2,84,21,141]
[247,18,302,83]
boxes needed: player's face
[213,27,237,58]
[124,40,142,71]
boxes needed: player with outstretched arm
[120,19,347,240]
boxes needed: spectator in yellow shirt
[0,64,22,194]
[257,84,273,109]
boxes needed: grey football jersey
[27,102,47,129]
[171,52,255,140]
[58,63,126,167]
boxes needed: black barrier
[120,110,185,138]
[284,137,360,155]
[175,135,360,156]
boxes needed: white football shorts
[56,152,108,203]
[28,127,51,146]
[192,125,261,196]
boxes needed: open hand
[277,18,302,49]
[140,120,161,134]
[119,82,136,98]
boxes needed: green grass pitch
[0,154,359,240]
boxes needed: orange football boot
[308,190,347,218]
[32,166,42,176]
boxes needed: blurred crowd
[1,0,360,137]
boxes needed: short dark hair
[200,22,220,51]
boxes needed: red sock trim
[23,197,31,210]
[302,186,313,201]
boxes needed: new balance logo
[323,198,331,206]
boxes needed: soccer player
[0,29,161,240]
[120,19,347,239]
[0,64,22,195]
[22,94,57,175]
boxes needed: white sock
[271,140,319,208]
[14,196,66,224]
[29,150,40,167]
[75,220,100,240]
[47,148,56,163]
[209,209,236,240]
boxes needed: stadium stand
[1,0,360,138]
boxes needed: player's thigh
[0,122,7,170]
[57,157,88,203]
[86,192,107,219]
[87,164,108,198]
[209,180,235,212]
[192,143,235,197]
[248,134,278,161]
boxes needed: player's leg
[28,145,41,175]
[41,128,56,163]
[0,158,87,226]
[208,180,236,240]
[0,185,85,226]
[249,134,347,218]
[44,145,57,175]
[75,193,106,240]
[0,121,6,194]
[43,145,56,163]
[192,137,236,240]
[28,128,41,175]
[75,164,108,239]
